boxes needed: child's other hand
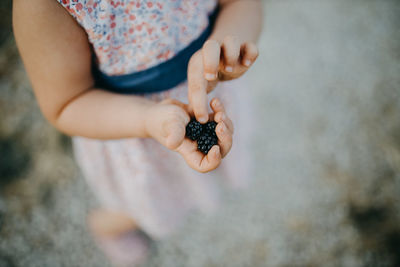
[145,98,233,173]
[188,36,258,123]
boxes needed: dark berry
[185,119,203,141]
[197,133,218,154]
[185,118,219,154]
[204,121,217,137]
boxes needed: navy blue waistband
[92,6,219,94]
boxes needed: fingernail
[244,60,252,67]
[205,73,216,80]
[225,66,233,73]
[198,116,208,123]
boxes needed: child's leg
[88,209,138,238]
[88,209,152,267]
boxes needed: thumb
[165,120,186,150]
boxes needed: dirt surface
[1,0,400,266]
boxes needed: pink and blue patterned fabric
[57,0,217,76]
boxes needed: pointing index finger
[202,39,220,81]
[188,51,209,123]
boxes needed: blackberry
[204,121,217,137]
[185,119,203,141]
[185,118,219,154]
[197,133,218,154]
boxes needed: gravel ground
[1,0,400,266]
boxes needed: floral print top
[57,0,217,76]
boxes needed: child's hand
[187,35,258,123]
[145,99,191,150]
[145,98,233,173]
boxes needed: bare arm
[211,0,263,43]
[13,0,152,139]
[13,0,235,172]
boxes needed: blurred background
[1,0,400,266]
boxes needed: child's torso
[57,0,217,75]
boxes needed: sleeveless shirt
[57,0,217,76]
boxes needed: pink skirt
[72,77,254,239]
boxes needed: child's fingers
[202,40,220,81]
[176,139,203,169]
[199,145,221,171]
[215,122,232,157]
[221,35,241,72]
[214,111,234,134]
[161,98,190,112]
[240,42,259,67]
[210,97,225,113]
[172,99,194,117]
[210,98,234,133]
[176,139,221,172]
[188,80,209,123]
[188,52,209,123]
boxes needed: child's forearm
[210,0,263,43]
[54,89,154,139]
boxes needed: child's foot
[95,230,151,267]
[88,209,152,267]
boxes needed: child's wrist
[142,102,157,139]
[143,102,164,138]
